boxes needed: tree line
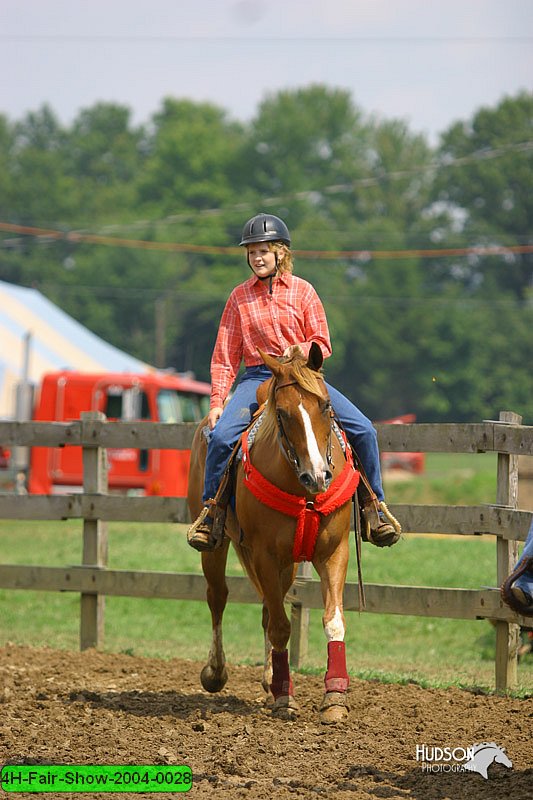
[0,86,532,423]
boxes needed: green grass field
[0,453,531,694]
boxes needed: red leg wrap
[324,640,349,693]
[270,649,294,699]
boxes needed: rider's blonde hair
[270,242,293,273]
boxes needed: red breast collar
[240,428,359,562]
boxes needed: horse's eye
[321,400,332,415]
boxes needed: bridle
[273,379,334,476]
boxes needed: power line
[4,140,529,238]
[2,35,532,44]
[69,139,533,236]
[1,140,532,259]
[2,137,531,236]
[1,220,532,260]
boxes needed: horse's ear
[307,342,323,372]
[258,348,283,376]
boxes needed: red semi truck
[26,370,211,496]
[379,414,425,474]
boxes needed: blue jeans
[512,518,533,596]
[202,365,384,503]
[520,519,533,560]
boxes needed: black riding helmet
[239,213,291,247]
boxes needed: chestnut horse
[187,343,359,723]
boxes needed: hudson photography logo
[416,742,513,779]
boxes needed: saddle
[206,400,400,551]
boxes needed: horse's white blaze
[298,402,325,477]
[324,606,345,641]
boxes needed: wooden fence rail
[1,418,531,454]
[0,411,532,692]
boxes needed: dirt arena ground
[0,644,531,799]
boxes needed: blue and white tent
[0,279,151,418]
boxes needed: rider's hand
[283,344,305,359]
[208,406,223,430]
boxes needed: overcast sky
[1,0,532,144]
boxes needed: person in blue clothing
[501,517,533,616]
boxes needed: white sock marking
[324,606,345,641]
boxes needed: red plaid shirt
[210,272,332,408]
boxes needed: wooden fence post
[80,412,108,650]
[494,410,521,692]
[289,561,312,668]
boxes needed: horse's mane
[255,353,327,446]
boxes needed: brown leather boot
[363,500,402,547]
[501,556,533,617]
[187,505,216,552]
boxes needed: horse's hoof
[320,692,349,725]
[271,694,299,720]
[200,664,228,693]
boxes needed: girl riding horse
[187,212,401,550]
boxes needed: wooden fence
[0,410,531,692]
